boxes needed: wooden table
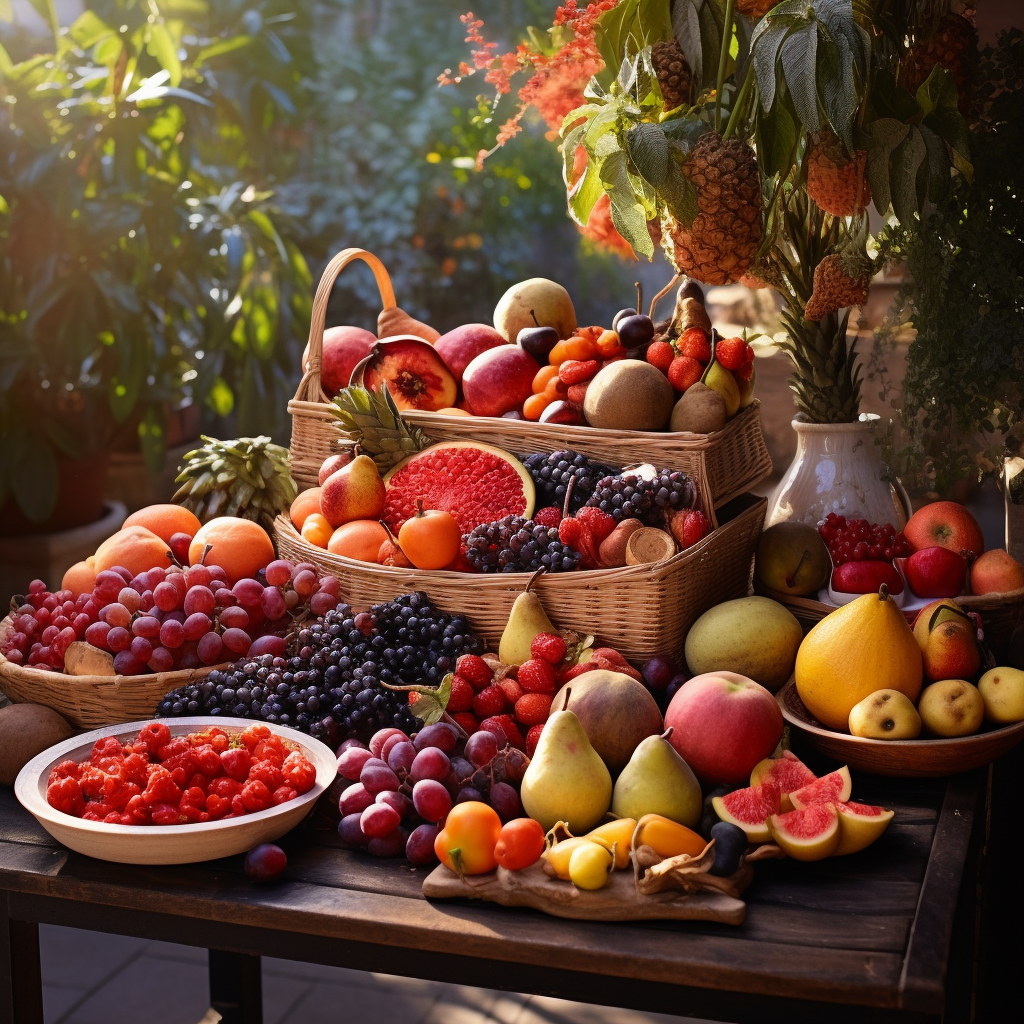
[0,762,990,1024]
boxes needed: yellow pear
[848,689,922,739]
[498,582,555,666]
[702,361,741,418]
[977,666,1024,724]
[918,679,984,737]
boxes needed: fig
[352,335,457,412]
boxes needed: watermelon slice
[749,751,817,811]
[768,803,840,861]
[711,781,781,844]
[382,441,535,534]
[834,801,894,856]
[789,765,852,810]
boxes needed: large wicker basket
[0,619,219,728]
[287,249,774,507]
[275,494,766,664]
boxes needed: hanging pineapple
[806,130,872,217]
[651,39,692,110]
[805,252,872,322]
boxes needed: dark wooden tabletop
[0,757,985,1024]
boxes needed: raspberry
[715,336,754,371]
[498,677,525,705]
[566,382,589,406]
[678,328,711,362]
[558,359,600,385]
[518,658,558,694]
[667,355,703,392]
[455,654,493,690]
[533,507,563,528]
[452,712,479,735]
[530,632,567,666]
[646,340,675,371]
[447,676,475,714]
[558,517,583,546]
[473,684,509,718]
[479,714,526,750]
[575,507,615,542]
[526,723,545,758]
[515,692,553,726]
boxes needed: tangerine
[61,557,96,598]
[290,487,323,530]
[94,527,174,577]
[189,517,275,584]
[327,521,388,563]
[398,503,461,569]
[122,504,202,544]
[301,513,333,549]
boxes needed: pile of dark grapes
[462,515,581,574]
[155,592,486,745]
[584,466,697,523]
[523,450,615,512]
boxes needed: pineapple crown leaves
[328,384,431,472]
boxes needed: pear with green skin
[702,361,741,418]
[520,691,612,833]
[498,576,556,666]
[611,728,702,828]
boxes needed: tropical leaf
[625,122,670,187]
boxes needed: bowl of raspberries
[15,717,337,864]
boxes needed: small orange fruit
[61,557,96,598]
[290,487,323,530]
[378,537,413,568]
[189,517,275,584]
[398,502,461,569]
[327,521,389,563]
[94,527,173,577]
[122,504,202,544]
[301,513,333,549]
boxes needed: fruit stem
[784,548,810,590]
[415,498,425,518]
[879,584,890,601]
[634,281,643,313]
[530,309,540,328]
[661,726,674,741]
[525,566,546,594]
[648,274,679,321]
[562,475,576,519]
[562,688,571,712]
[715,0,736,133]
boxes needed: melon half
[382,441,535,534]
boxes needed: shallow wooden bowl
[14,717,338,865]
[777,679,1024,778]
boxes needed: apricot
[61,558,96,598]
[94,527,173,578]
[122,504,202,544]
[970,549,1024,595]
[290,487,323,531]
[301,513,333,549]
[189,517,275,584]
[328,521,388,563]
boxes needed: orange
[327,521,388,563]
[61,557,96,598]
[301,513,333,549]
[398,506,461,569]
[94,527,174,577]
[189,517,275,584]
[122,504,202,543]
[290,487,323,530]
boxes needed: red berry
[678,328,711,362]
[472,684,508,719]
[498,677,524,705]
[675,509,711,549]
[667,355,703,392]
[526,723,545,758]
[558,358,600,385]
[517,658,558,695]
[574,507,615,542]
[446,676,475,714]
[529,632,567,666]
[533,507,563,529]
[565,382,589,406]
[455,654,492,690]
[515,692,553,726]
[646,340,675,371]
[715,336,754,371]
[451,712,479,735]
[479,714,525,751]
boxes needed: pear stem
[525,566,546,594]
[562,476,576,519]
[561,688,571,712]
[879,584,890,601]
[530,309,541,328]
[660,726,674,741]
[784,548,810,590]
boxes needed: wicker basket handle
[295,248,396,405]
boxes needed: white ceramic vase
[766,415,910,529]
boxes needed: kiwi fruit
[583,360,674,431]
[0,704,74,785]
[671,383,728,433]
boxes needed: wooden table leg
[208,948,263,1024]
[0,899,43,1024]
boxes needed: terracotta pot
[765,415,911,529]
[0,453,110,537]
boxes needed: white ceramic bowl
[15,717,338,865]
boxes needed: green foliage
[0,0,311,522]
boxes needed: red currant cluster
[45,722,315,825]
[818,514,911,566]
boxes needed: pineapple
[902,13,976,113]
[804,252,870,322]
[779,310,863,424]
[806,130,871,217]
[173,436,298,532]
[329,385,430,474]
[736,0,777,17]
[661,133,763,286]
[651,39,692,111]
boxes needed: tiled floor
[38,925,707,1024]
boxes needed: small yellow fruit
[633,813,708,859]
[918,679,985,737]
[541,837,590,880]
[567,840,614,890]
[848,689,922,739]
[977,666,1024,724]
[585,818,636,869]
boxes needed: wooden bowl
[777,679,1024,778]
[14,717,338,864]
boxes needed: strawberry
[558,359,600,385]
[472,684,508,719]
[498,677,525,705]
[455,654,493,690]
[558,517,600,568]
[667,355,703,392]
[678,327,711,362]
[671,509,711,550]
[517,658,558,694]
[479,714,526,751]
[446,675,475,714]
[451,712,479,736]
[646,340,675,371]
[715,336,754,371]
[526,723,545,758]
[515,692,553,726]
[558,662,591,684]
[566,382,589,406]
[530,632,567,666]
[575,506,616,542]
[533,507,562,529]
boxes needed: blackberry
[463,515,582,574]
[523,450,616,512]
[584,466,697,523]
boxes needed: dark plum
[611,307,637,331]
[616,314,655,348]
[709,821,748,877]
[489,781,521,822]
[641,655,677,692]
[243,844,287,882]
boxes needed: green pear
[520,695,612,833]
[498,585,555,666]
[493,278,576,343]
[610,728,702,827]
[702,361,741,418]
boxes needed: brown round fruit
[583,361,675,431]
[0,704,74,785]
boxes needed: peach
[462,345,540,418]
[122,504,202,544]
[434,323,508,383]
[971,548,1024,595]
[921,618,981,683]
[289,487,323,530]
[355,336,457,411]
[302,326,376,398]
[905,501,984,557]
[94,527,173,578]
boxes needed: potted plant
[439,0,973,526]
[0,0,312,533]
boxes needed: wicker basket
[0,620,220,728]
[287,248,774,507]
[275,494,766,664]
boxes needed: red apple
[663,671,784,785]
[539,399,584,425]
[904,546,968,598]
[904,501,984,558]
[318,451,354,485]
[434,324,508,383]
[970,548,1024,595]
[832,560,904,595]
[302,326,376,398]
[462,345,540,418]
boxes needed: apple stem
[784,548,810,590]
[530,309,540,328]
[634,281,643,313]
[562,688,571,712]
[661,726,674,741]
